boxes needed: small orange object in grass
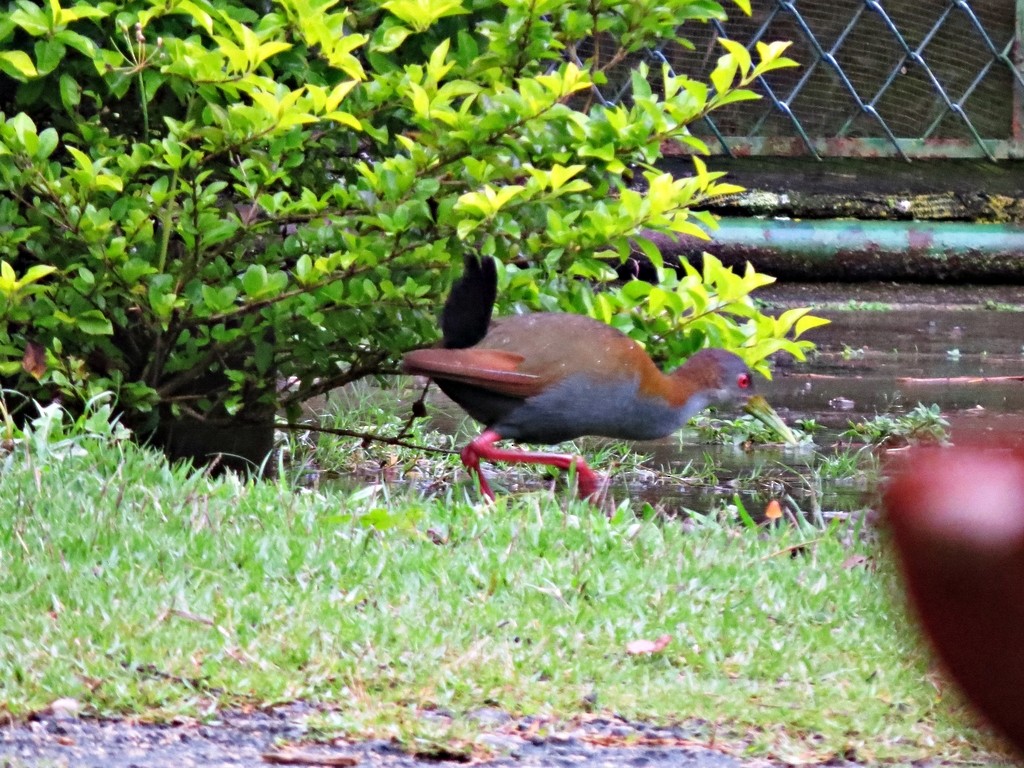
[765,499,783,521]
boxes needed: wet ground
[763,281,1024,433]
[752,281,1024,514]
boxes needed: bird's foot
[460,442,495,500]
[573,461,607,505]
[462,430,605,504]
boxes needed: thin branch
[277,352,393,407]
[276,421,457,456]
[394,379,432,441]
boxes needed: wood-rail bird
[402,256,796,500]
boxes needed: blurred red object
[884,445,1024,755]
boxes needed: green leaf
[8,112,39,154]
[55,28,97,57]
[756,40,795,67]
[382,0,467,32]
[712,89,761,107]
[0,261,17,293]
[709,56,736,95]
[35,128,58,160]
[59,73,81,110]
[294,255,315,286]
[76,310,113,336]
[407,82,431,117]
[375,23,412,53]
[719,38,753,78]
[10,3,50,36]
[241,265,270,298]
[548,163,586,191]
[325,111,362,130]
[54,1,108,24]
[0,51,38,79]
[253,340,274,375]
[426,38,452,83]
[632,235,664,271]
[33,37,65,74]
[201,285,239,313]
[148,278,178,322]
[176,0,214,33]
[17,264,57,287]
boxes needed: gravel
[0,705,788,768]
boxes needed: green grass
[842,404,950,445]
[0,397,1010,763]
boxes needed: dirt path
[0,706,790,768]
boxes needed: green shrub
[0,0,820,452]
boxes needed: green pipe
[687,218,1024,282]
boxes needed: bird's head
[672,349,797,444]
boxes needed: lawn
[0,397,1011,764]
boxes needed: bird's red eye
[737,372,751,390]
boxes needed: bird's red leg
[459,438,495,500]
[461,430,604,501]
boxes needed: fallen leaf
[49,698,80,718]
[625,634,671,655]
[426,528,448,545]
[22,341,46,380]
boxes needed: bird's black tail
[440,255,497,349]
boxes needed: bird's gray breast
[493,374,704,444]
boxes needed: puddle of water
[314,284,1024,517]
[763,302,1024,440]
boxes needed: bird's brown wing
[402,348,544,398]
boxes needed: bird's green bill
[744,395,799,445]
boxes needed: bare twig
[393,379,432,441]
[897,375,1024,385]
[262,748,359,766]
[168,608,216,626]
[275,421,457,456]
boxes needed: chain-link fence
[586,0,1024,161]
